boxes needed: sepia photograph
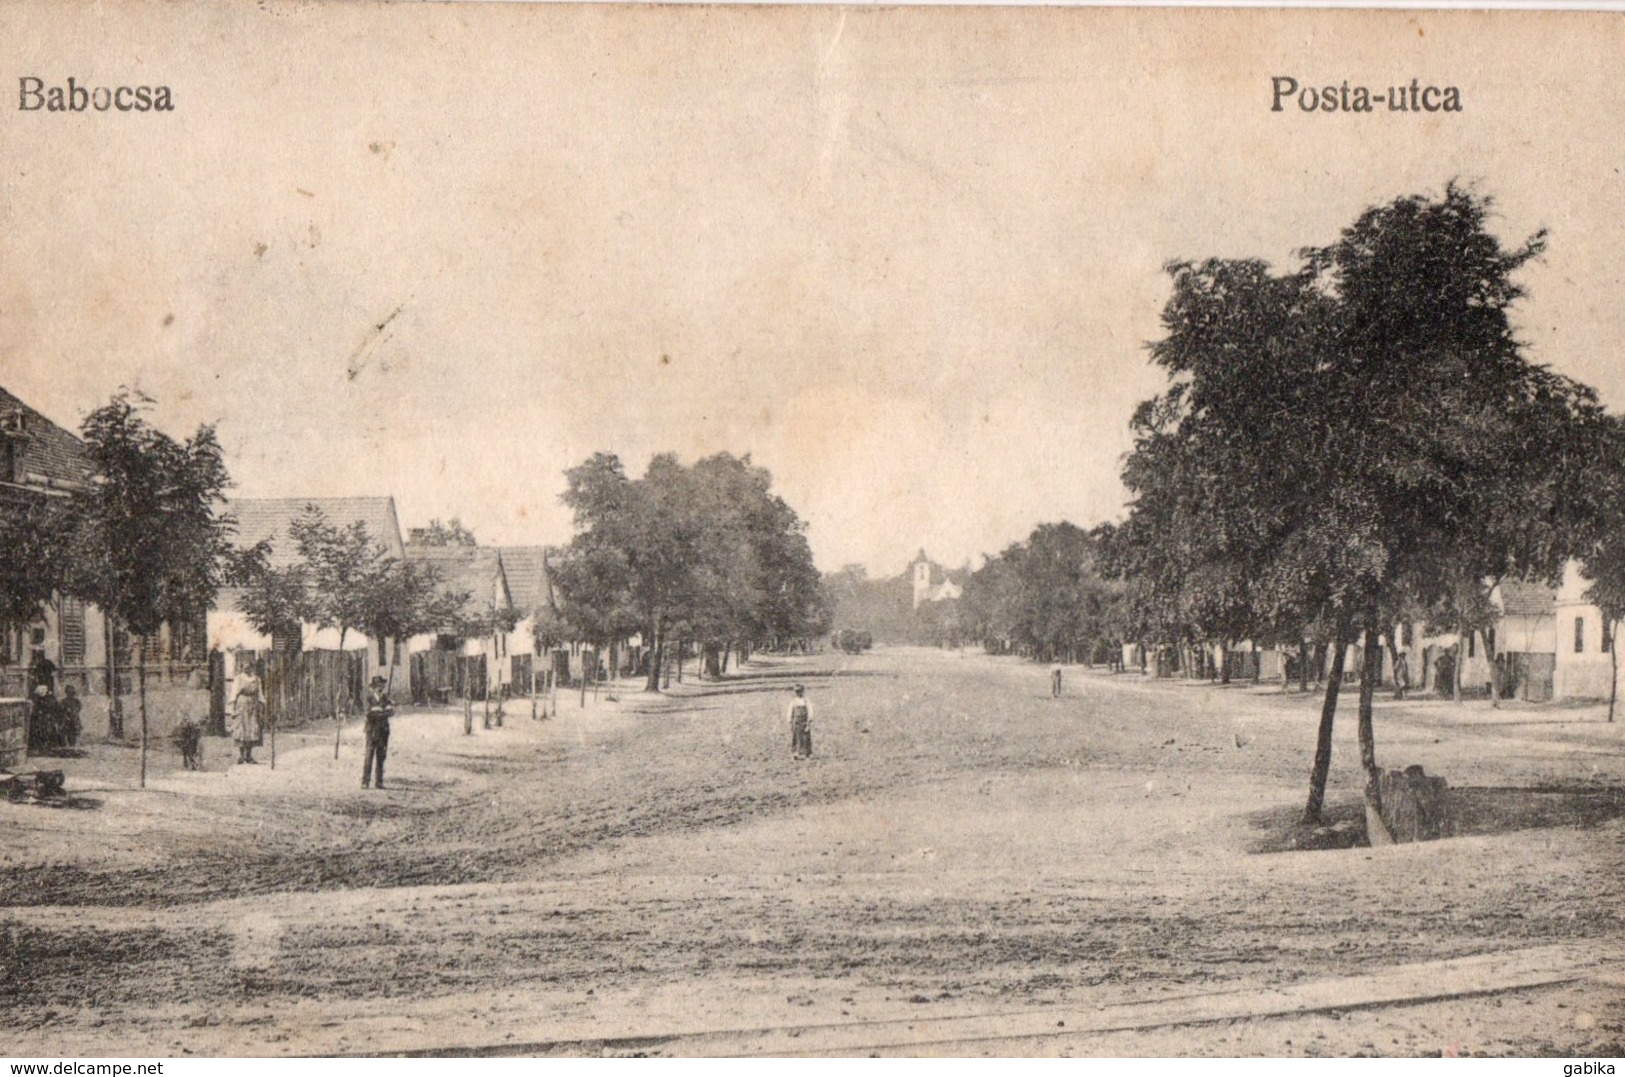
[1,0,1623,1060]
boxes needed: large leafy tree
[962,523,1115,663]
[557,451,826,691]
[1117,185,1608,826]
[64,392,235,785]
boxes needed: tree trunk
[106,614,123,740]
[644,620,662,693]
[137,634,148,790]
[1358,622,1381,779]
[721,642,731,676]
[1359,611,1390,845]
[334,626,347,759]
[1610,620,1619,724]
[1303,624,1349,824]
[1385,630,1403,701]
[1298,639,1310,694]
[1451,625,1464,703]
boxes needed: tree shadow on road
[1246,783,1625,854]
[1247,800,1367,853]
[1447,784,1625,837]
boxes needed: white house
[208,495,409,689]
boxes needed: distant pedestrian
[1393,652,1411,701]
[1051,665,1063,698]
[362,675,395,789]
[232,663,264,765]
[788,684,813,759]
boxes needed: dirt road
[2,648,1622,1056]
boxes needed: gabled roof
[1496,578,1558,618]
[404,545,511,613]
[494,546,557,614]
[0,385,90,491]
[226,496,405,568]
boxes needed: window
[1575,616,1586,654]
[1467,633,1475,658]
[60,598,85,664]
[1401,622,1413,648]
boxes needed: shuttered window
[60,598,85,664]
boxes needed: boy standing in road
[362,675,395,789]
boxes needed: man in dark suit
[362,675,395,790]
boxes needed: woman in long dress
[232,664,264,764]
[788,684,813,759]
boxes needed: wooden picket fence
[250,648,366,727]
[409,650,488,703]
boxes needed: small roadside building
[494,545,565,694]
[1490,578,1558,702]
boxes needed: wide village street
[2,647,1622,1057]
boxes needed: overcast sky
[4,4,1623,576]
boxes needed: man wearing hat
[787,683,813,760]
[362,674,395,789]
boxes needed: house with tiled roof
[0,386,111,705]
[403,544,516,701]
[494,546,567,694]
[0,386,92,504]
[208,496,409,691]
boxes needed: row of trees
[1108,183,1625,825]
[898,185,1625,831]
[554,451,830,690]
[958,522,1121,664]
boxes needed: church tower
[911,549,932,610]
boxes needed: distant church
[910,549,963,610]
